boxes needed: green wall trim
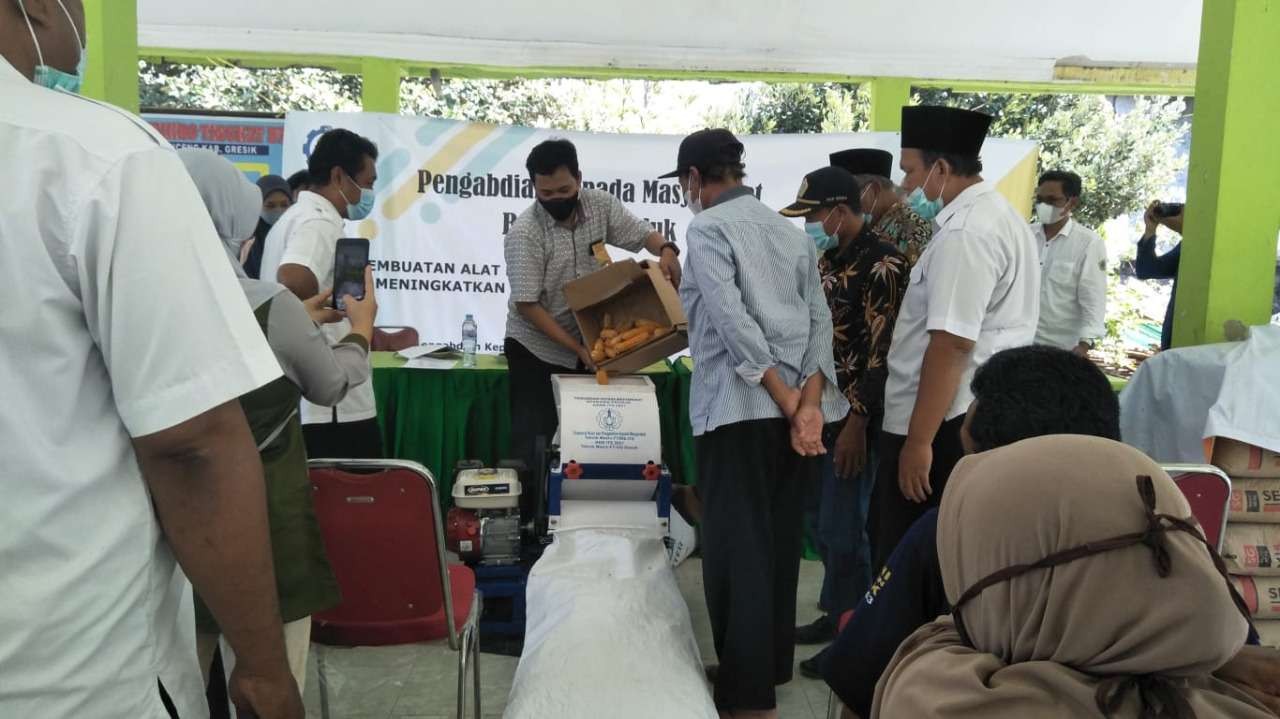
[138,47,1195,96]
[361,58,402,113]
[869,77,913,131]
[1172,0,1280,347]
[84,0,139,112]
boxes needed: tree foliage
[914,89,1189,227]
[710,83,868,134]
[139,61,361,113]
[400,77,573,127]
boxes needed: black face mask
[539,194,579,222]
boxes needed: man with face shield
[663,129,850,719]
[874,106,1040,570]
[0,1,303,717]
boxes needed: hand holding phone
[332,238,370,312]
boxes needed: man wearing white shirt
[1032,170,1108,354]
[873,106,1041,569]
[260,128,383,458]
[0,1,302,716]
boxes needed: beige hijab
[871,435,1269,719]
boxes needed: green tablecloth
[371,352,685,503]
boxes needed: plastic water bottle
[461,314,478,368]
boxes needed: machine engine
[446,467,522,565]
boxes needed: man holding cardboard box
[662,129,850,719]
[504,139,681,482]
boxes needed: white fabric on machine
[504,523,716,719]
[1119,342,1239,463]
[1205,325,1280,453]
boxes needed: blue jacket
[1135,236,1181,350]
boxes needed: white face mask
[684,173,703,216]
[1035,201,1068,225]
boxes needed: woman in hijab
[872,434,1273,719]
[176,149,377,693]
[241,173,293,279]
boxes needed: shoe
[794,614,836,645]
[798,654,824,680]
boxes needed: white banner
[282,113,1037,351]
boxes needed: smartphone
[332,237,370,311]
[1154,202,1185,218]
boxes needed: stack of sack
[1217,438,1280,648]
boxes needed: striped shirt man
[680,186,850,435]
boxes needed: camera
[1153,202,1185,218]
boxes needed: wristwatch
[659,242,680,257]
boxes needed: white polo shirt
[882,181,1041,436]
[0,60,280,717]
[1033,218,1108,350]
[259,191,377,424]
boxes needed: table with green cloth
[371,352,686,503]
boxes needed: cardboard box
[1223,523,1280,576]
[1230,479,1280,523]
[1212,438,1280,478]
[1230,575,1280,619]
[564,259,688,374]
[1256,618,1280,649]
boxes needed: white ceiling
[137,0,1203,82]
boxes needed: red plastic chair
[309,459,480,719]
[1164,464,1232,551]
[371,326,420,352]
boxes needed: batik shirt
[818,226,909,417]
[873,202,933,268]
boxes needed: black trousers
[868,415,966,572]
[697,418,819,711]
[504,337,583,474]
[302,417,385,460]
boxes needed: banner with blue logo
[145,113,285,181]
[283,112,1039,352]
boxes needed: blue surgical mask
[805,211,844,252]
[341,174,376,221]
[19,0,85,94]
[858,187,876,228]
[805,222,837,252]
[906,163,947,221]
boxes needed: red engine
[445,507,482,562]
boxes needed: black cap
[901,106,992,156]
[659,128,744,179]
[257,174,291,200]
[829,148,893,179]
[779,166,861,217]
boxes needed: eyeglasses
[950,474,1251,649]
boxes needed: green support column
[868,77,913,131]
[361,58,402,114]
[1173,0,1280,347]
[81,0,138,113]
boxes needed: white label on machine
[552,375,662,466]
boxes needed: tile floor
[301,557,834,718]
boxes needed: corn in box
[563,259,688,374]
